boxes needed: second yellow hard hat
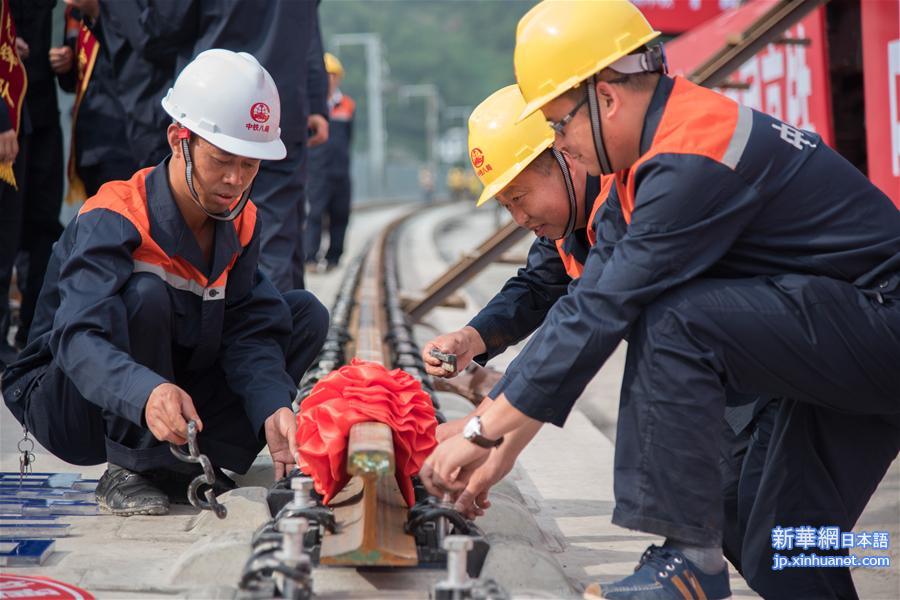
[468,85,555,207]
[324,52,344,77]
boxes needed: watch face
[463,417,480,440]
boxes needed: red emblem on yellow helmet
[470,147,485,169]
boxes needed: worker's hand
[49,46,74,74]
[0,129,18,164]
[307,114,329,147]
[145,383,203,445]
[264,407,299,481]
[419,433,490,497]
[451,416,540,517]
[450,445,517,519]
[64,0,100,20]
[422,326,486,378]
[14,37,28,60]
[435,416,468,442]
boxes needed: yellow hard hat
[514,0,660,120]
[324,52,344,77]
[468,85,555,207]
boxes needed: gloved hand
[422,326,486,378]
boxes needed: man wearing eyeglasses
[421,1,900,599]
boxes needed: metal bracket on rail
[239,517,314,600]
[404,478,490,575]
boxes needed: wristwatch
[462,416,504,448]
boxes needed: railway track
[237,203,511,600]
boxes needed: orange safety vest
[554,176,618,279]
[78,167,257,299]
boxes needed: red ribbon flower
[296,359,438,505]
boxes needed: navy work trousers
[721,399,899,600]
[5,273,328,474]
[305,173,351,266]
[253,141,309,292]
[612,275,900,565]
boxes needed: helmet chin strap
[586,75,615,176]
[550,148,577,240]
[178,129,252,222]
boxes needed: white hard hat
[162,49,287,161]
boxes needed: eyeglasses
[548,92,588,136]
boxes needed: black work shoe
[96,464,170,516]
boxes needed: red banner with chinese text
[0,0,27,189]
[665,2,834,147]
[633,0,734,35]
[861,0,900,208]
[64,7,99,205]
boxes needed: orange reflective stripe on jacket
[555,175,617,279]
[78,167,257,299]
[618,76,752,224]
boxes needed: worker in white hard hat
[3,49,329,517]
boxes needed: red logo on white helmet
[250,102,271,123]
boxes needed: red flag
[0,0,27,189]
[64,7,99,205]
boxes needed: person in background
[122,0,330,291]
[5,0,64,352]
[0,0,29,371]
[63,0,175,169]
[305,52,355,272]
[51,4,136,200]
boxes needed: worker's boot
[584,545,731,600]
[95,464,170,516]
